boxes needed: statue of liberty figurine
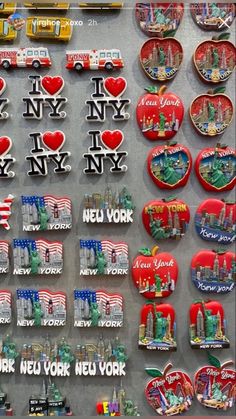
[154,8,170,26]
[159,112,166,131]
[212,48,219,69]
[208,102,216,122]
[210,151,228,188]
[162,150,181,185]
[211,3,226,19]
[158,47,166,66]
[148,207,168,240]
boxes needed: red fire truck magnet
[132,246,178,299]
[195,144,236,192]
[142,197,190,241]
[136,86,184,141]
[66,49,124,71]
[0,136,16,178]
[22,75,67,120]
[0,47,51,70]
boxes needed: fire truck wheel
[32,60,41,69]
[2,60,10,70]
[75,63,83,71]
[105,62,114,71]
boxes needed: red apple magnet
[145,363,194,415]
[132,246,178,299]
[194,353,235,411]
[142,197,190,241]
[195,144,236,192]
[189,87,234,137]
[137,86,184,141]
[193,34,235,83]
[140,37,183,82]
[147,142,192,189]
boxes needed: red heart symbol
[0,136,12,157]
[101,130,124,150]
[41,76,64,95]
[104,77,127,97]
[0,78,6,96]
[42,131,65,152]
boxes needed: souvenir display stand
[0,1,235,416]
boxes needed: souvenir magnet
[147,142,192,189]
[145,363,194,415]
[66,49,124,71]
[0,290,12,324]
[22,195,72,231]
[195,198,236,244]
[23,75,67,120]
[189,300,230,349]
[83,186,135,223]
[0,19,17,41]
[132,247,178,299]
[75,336,127,376]
[0,78,9,119]
[26,16,73,41]
[16,289,67,327]
[20,336,74,377]
[0,335,18,374]
[0,137,16,178]
[193,35,235,83]
[191,249,235,294]
[13,238,63,275]
[83,130,128,174]
[74,289,124,328]
[139,302,177,351]
[0,386,14,415]
[135,2,184,37]
[28,379,70,416]
[25,131,71,177]
[80,239,129,275]
[142,197,190,241]
[0,47,51,70]
[86,76,130,122]
[140,38,183,81]
[96,384,140,416]
[136,86,184,141]
[195,144,236,192]
[190,3,235,31]
[0,195,14,230]
[0,241,9,274]
[189,87,234,136]
[194,353,235,411]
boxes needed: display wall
[0,1,235,415]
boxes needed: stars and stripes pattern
[74,289,123,309]
[0,194,14,231]
[17,289,66,308]
[0,290,11,305]
[13,239,63,256]
[21,195,71,212]
[80,239,128,256]
[0,241,8,254]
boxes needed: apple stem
[151,246,159,256]
[221,360,234,369]
[164,363,173,376]
[207,89,214,94]
[158,85,167,96]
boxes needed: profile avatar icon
[7,13,25,31]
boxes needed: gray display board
[0,1,235,416]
